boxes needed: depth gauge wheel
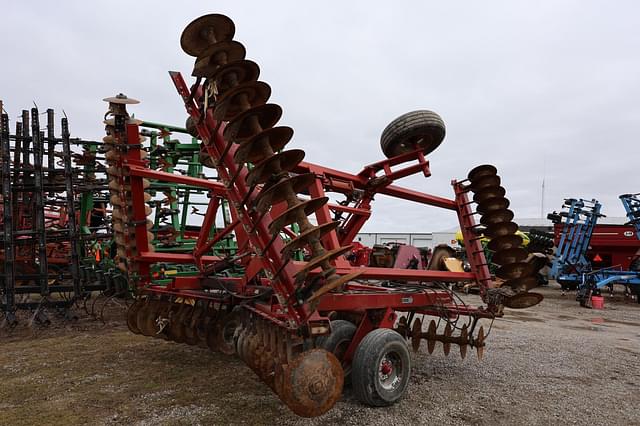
[316,320,357,381]
[380,110,446,158]
[352,328,411,407]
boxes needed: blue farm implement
[548,197,640,306]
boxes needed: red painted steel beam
[126,122,150,280]
[136,251,221,263]
[296,161,458,210]
[293,262,476,281]
[317,290,452,311]
[128,165,227,194]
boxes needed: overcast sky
[2,1,638,232]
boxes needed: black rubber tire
[380,110,445,158]
[352,328,412,407]
[427,244,456,271]
[316,320,357,380]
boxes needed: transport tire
[380,110,445,158]
[352,328,412,407]
[316,320,357,380]
[427,244,456,271]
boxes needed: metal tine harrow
[1,104,115,328]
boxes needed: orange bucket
[591,295,604,310]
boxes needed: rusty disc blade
[183,308,200,346]
[254,173,316,213]
[280,349,344,418]
[108,178,151,191]
[206,321,219,352]
[126,299,143,334]
[476,326,485,360]
[269,197,328,234]
[246,149,305,186]
[282,221,340,259]
[480,208,514,226]
[473,186,506,204]
[135,302,152,336]
[470,175,501,192]
[213,81,271,121]
[186,116,200,139]
[223,103,283,143]
[237,329,251,366]
[167,305,187,344]
[199,143,217,168]
[426,320,436,354]
[496,261,535,280]
[181,14,236,56]
[307,270,364,303]
[411,317,422,353]
[113,222,125,234]
[215,311,242,355]
[234,126,294,164]
[294,245,353,279]
[476,196,510,215]
[211,59,260,94]
[492,248,529,267]
[460,325,468,360]
[504,291,544,309]
[103,93,140,104]
[467,164,497,182]
[105,149,121,162]
[487,234,523,252]
[485,221,518,239]
[503,276,540,292]
[443,323,452,356]
[192,40,246,77]
[117,247,139,259]
[112,207,124,220]
[143,301,164,338]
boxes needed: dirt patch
[1,283,639,425]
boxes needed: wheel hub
[378,354,401,390]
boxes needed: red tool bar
[296,161,458,210]
[329,265,476,281]
[128,165,227,194]
[194,197,220,262]
[193,219,241,257]
[146,285,230,301]
[126,122,151,280]
[317,290,452,311]
[136,251,221,263]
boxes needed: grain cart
[114,14,544,417]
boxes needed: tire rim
[378,351,403,391]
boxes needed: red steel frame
[121,71,498,342]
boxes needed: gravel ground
[1,283,639,425]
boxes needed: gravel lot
[1,283,639,425]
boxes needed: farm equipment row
[116,13,544,417]
[548,196,640,306]
[0,106,114,326]
[0,100,241,327]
